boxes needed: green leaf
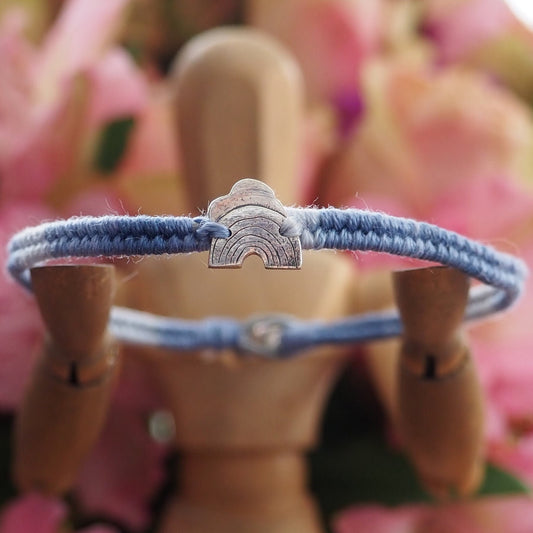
[310,436,530,530]
[478,463,530,496]
[310,435,431,524]
[93,116,136,175]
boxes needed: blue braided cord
[7,215,230,289]
[278,312,402,356]
[285,207,527,321]
[109,307,403,356]
[109,307,240,351]
[6,208,527,357]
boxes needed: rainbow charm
[207,179,302,269]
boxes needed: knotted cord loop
[6,205,527,357]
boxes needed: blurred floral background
[1,0,533,531]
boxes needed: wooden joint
[42,337,119,387]
[400,337,469,379]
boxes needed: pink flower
[248,0,384,101]
[422,0,514,63]
[421,0,533,99]
[318,60,533,273]
[335,497,533,533]
[0,494,64,533]
[0,0,147,204]
[0,10,38,179]
[0,493,118,533]
[320,61,533,225]
[35,0,130,93]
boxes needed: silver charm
[207,179,302,269]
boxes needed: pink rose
[0,493,118,533]
[335,497,533,533]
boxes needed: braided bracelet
[6,179,528,358]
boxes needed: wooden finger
[14,264,119,494]
[394,266,484,497]
[172,26,303,209]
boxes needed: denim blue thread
[6,208,527,357]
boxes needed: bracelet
[6,179,528,358]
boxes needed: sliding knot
[193,218,230,239]
[279,215,303,238]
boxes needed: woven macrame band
[6,204,527,358]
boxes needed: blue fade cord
[6,206,528,358]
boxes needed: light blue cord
[6,207,528,357]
